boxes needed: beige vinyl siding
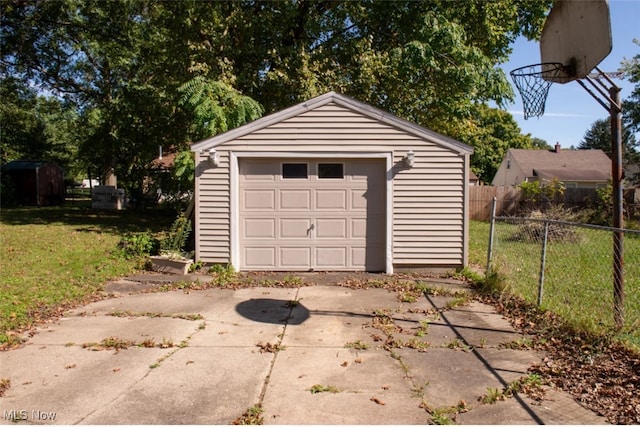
[195,157,230,262]
[392,148,464,265]
[195,102,467,268]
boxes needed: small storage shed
[1,160,64,206]
[191,92,473,274]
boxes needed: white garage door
[239,158,386,271]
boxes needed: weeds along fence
[486,210,640,342]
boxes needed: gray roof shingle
[509,148,611,181]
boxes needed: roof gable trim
[191,91,473,155]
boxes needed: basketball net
[510,63,568,119]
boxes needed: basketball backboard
[540,0,612,83]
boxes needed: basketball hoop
[510,63,569,119]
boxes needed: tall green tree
[621,39,640,136]
[620,40,640,183]
[578,119,638,165]
[183,1,551,136]
[178,76,264,141]
[0,77,80,176]
[0,78,46,164]
[531,137,551,150]
[461,104,535,183]
[579,117,639,183]
[2,1,194,191]
[2,0,552,196]
[151,75,265,209]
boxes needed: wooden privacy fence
[467,186,621,220]
[469,186,521,220]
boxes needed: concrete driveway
[0,273,605,425]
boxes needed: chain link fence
[486,213,640,344]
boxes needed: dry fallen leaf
[370,397,385,405]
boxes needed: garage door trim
[230,151,393,274]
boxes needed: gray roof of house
[509,148,611,181]
[534,168,610,182]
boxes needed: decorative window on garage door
[318,163,344,179]
[282,163,308,179]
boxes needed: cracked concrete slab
[262,347,427,425]
[0,276,608,425]
[81,347,271,425]
[1,345,171,424]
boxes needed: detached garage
[191,92,473,274]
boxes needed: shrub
[118,231,160,259]
[160,214,192,256]
[519,178,565,212]
[585,182,614,226]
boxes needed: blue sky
[500,0,639,148]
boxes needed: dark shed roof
[1,160,60,171]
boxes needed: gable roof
[191,91,473,155]
[508,148,611,181]
[1,160,61,172]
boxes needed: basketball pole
[529,0,623,328]
[576,69,624,329]
[610,85,624,329]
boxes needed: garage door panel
[315,189,347,210]
[351,161,382,178]
[351,217,383,236]
[243,189,275,210]
[361,215,386,243]
[316,247,347,268]
[315,218,347,238]
[351,247,366,266]
[280,247,311,268]
[280,218,311,238]
[351,190,369,210]
[240,161,277,180]
[280,189,311,210]
[352,246,386,266]
[244,247,276,268]
[244,219,276,238]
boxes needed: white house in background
[190,91,474,274]
[469,170,481,186]
[491,144,611,189]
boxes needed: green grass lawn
[470,219,640,350]
[0,205,174,345]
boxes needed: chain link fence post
[486,197,497,274]
[537,221,549,306]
